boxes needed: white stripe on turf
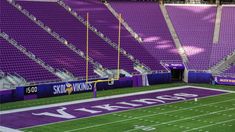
[125,108,235,132]
[63,98,235,132]
[165,4,217,6]
[0,126,23,132]
[183,118,235,132]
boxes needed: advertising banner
[164,63,185,70]
[37,80,94,98]
[214,76,235,85]
[15,77,133,100]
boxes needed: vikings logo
[65,83,73,95]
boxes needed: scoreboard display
[24,86,38,95]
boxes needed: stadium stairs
[17,0,145,77]
[1,31,90,87]
[106,0,188,70]
[221,65,235,77]
[60,0,153,74]
[104,1,143,43]
[105,1,181,71]
[210,50,235,75]
[1,32,61,87]
[159,4,188,63]
[166,5,217,70]
[213,5,222,44]
[2,0,234,87]
[209,5,235,70]
[62,0,169,73]
[2,0,102,84]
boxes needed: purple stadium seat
[166,5,217,70]
[224,66,235,74]
[18,0,135,73]
[64,0,166,71]
[110,1,181,62]
[1,0,95,78]
[2,0,234,82]
[210,7,235,67]
[0,38,59,82]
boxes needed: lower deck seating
[1,38,59,82]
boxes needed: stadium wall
[147,72,171,85]
[0,73,171,103]
[188,71,212,83]
[0,89,17,103]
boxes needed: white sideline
[189,86,235,93]
[63,97,235,132]
[0,126,23,132]
[183,118,235,132]
[0,85,233,115]
[164,4,217,6]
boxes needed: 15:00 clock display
[24,86,37,95]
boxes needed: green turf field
[22,91,235,132]
[1,83,235,132]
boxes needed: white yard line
[0,126,23,132]
[125,108,235,132]
[0,86,191,114]
[183,118,235,132]
[63,97,235,132]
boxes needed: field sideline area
[0,83,235,132]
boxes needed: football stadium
[0,0,235,131]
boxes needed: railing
[0,70,5,78]
[19,75,103,88]
[104,2,143,43]
[152,70,171,73]
[3,0,109,86]
[164,0,211,4]
[0,32,67,87]
[209,50,235,74]
[188,70,211,73]
[57,0,152,72]
[1,31,59,77]
[218,73,235,78]
[160,5,189,63]
[160,60,183,64]
[213,6,222,44]
[8,0,102,70]
[221,1,235,4]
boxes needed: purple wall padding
[132,75,143,87]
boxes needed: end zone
[0,86,232,129]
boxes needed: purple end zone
[0,87,228,129]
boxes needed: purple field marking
[0,87,228,129]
